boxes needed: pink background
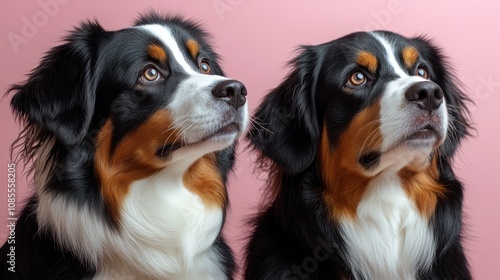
[1,0,498,278]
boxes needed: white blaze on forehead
[138,24,197,75]
[370,32,439,153]
[370,32,408,78]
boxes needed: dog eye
[200,59,211,74]
[141,67,161,82]
[348,72,366,86]
[416,67,429,79]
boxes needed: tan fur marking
[186,39,200,60]
[399,153,446,218]
[320,102,382,220]
[183,153,226,208]
[94,110,179,223]
[148,44,168,64]
[356,51,378,73]
[402,46,419,68]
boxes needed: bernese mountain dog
[1,13,248,279]
[245,31,471,279]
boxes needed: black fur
[245,31,471,279]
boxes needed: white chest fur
[96,168,227,280]
[340,173,435,280]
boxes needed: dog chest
[103,171,226,279]
[339,173,435,280]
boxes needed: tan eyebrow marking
[356,51,378,73]
[402,46,419,68]
[147,44,168,65]
[186,39,200,59]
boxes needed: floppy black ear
[10,21,105,147]
[247,47,322,174]
[413,37,472,159]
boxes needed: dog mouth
[358,124,442,170]
[191,122,241,145]
[404,124,441,145]
[155,123,241,158]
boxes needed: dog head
[248,31,470,181]
[10,13,248,223]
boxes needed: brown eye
[200,60,211,74]
[142,67,160,82]
[416,67,429,79]
[349,72,366,86]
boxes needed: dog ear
[412,37,472,159]
[10,21,105,147]
[248,47,322,174]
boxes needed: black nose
[212,80,247,109]
[405,81,444,112]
